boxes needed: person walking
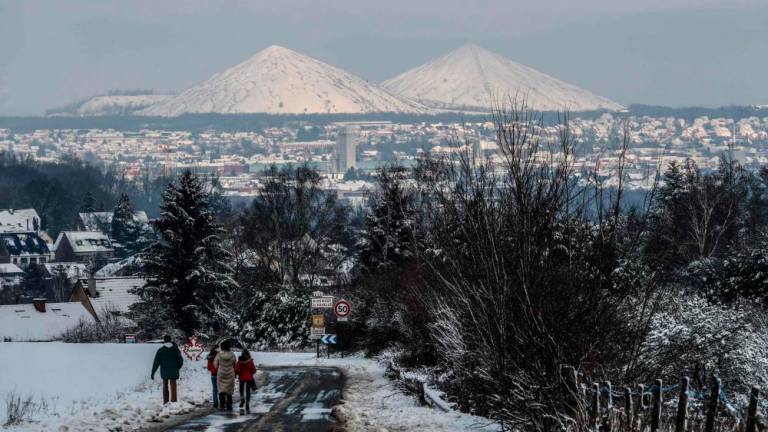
[151,335,184,404]
[206,347,219,408]
[234,349,257,414]
[213,340,237,411]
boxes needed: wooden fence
[561,366,761,432]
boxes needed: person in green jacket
[151,335,184,404]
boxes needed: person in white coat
[213,340,237,411]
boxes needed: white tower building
[335,125,359,174]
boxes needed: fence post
[560,365,580,421]
[602,381,613,432]
[746,386,759,432]
[592,383,600,429]
[651,379,662,432]
[705,377,720,432]
[675,377,689,432]
[624,387,632,432]
[636,384,645,431]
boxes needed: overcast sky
[1,0,766,115]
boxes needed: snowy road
[167,366,342,432]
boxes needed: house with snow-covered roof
[0,232,54,268]
[0,208,42,234]
[0,299,94,342]
[0,263,24,289]
[41,262,88,301]
[69,276,144,319]
[74,211,149,234]
[53,231,114,264]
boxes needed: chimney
[87,275,97,297]
[33,298,46,313]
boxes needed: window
[39,257,46,263]
[30,257,36,264]
[76,240,83,246]
[20,258,27,264]
[11,258,17,264]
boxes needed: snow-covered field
[0,343,210,431]
[0,343,496,431]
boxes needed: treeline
[0,152,169,236]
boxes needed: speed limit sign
[334,299,351,319]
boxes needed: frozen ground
[0,343,497,432]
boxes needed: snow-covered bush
[638,291,768,394]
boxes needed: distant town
[1,112,767,206]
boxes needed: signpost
[311,294,351,357]
[182,336,205,361]
[312,314,325,328]
[320,334,337,345]
[311,296,335,308]
[334,299,351,321]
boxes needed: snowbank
[0,342,210,431]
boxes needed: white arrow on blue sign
[320,334,337,345]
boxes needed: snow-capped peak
[140,45,433,116]
[382,43,623,112]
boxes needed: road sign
[182,336,205,361]
[312,291,325,297]
[310,327,325,339]
[320,334,337,345]
[311,296,334,308]
[337,317,349,322]
[311,314,325,328]
[334,300,351,318]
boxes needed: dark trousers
[219,392,233,410]
[239,380,254,410]
[162,379,177,404]
[211,375,218,407]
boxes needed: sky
[0,0,766,115]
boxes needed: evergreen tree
[133,170,237,336]
[80,191,96,213]
[112,193,134,245]
[359,166,417,272]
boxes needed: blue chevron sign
[320,334,337,345]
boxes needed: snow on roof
[0,263,23,275]
[43,262,88,281]
[0,302,94,342]
[82,277,144,313]
[0,209,40,233]
[54,231,113,253]
[93,255,141,277]
[78,211,149,232]
[0,232,51,256]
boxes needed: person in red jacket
[206,347,219,408]
[234,349,257,413]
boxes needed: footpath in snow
[255,352,498,432]
[0,343,497,432]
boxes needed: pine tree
[80,191,96,213]
[133,170,237,336]
[112,193,134,249]
[359,166,417,272]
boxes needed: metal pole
[316,340,320,358]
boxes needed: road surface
[167,366,342,432]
